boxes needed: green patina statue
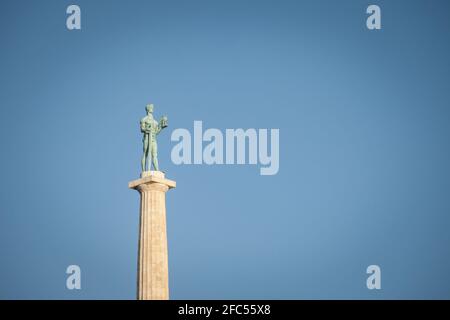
[140,103,168,172]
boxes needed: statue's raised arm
[156,116,168,135]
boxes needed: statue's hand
[160,116,168,129]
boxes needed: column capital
[128,171,176,191]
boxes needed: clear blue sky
[1,0,450,299]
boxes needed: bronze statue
[140,104,168,172]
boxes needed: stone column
[129,171,176,300]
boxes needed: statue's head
[146,104,154,114]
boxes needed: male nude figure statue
[140,104,168,172]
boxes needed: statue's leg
[141,135,149,172]
[151,141,159,171]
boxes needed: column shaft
[137,183,169,300]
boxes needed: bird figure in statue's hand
[160,116,168,129]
